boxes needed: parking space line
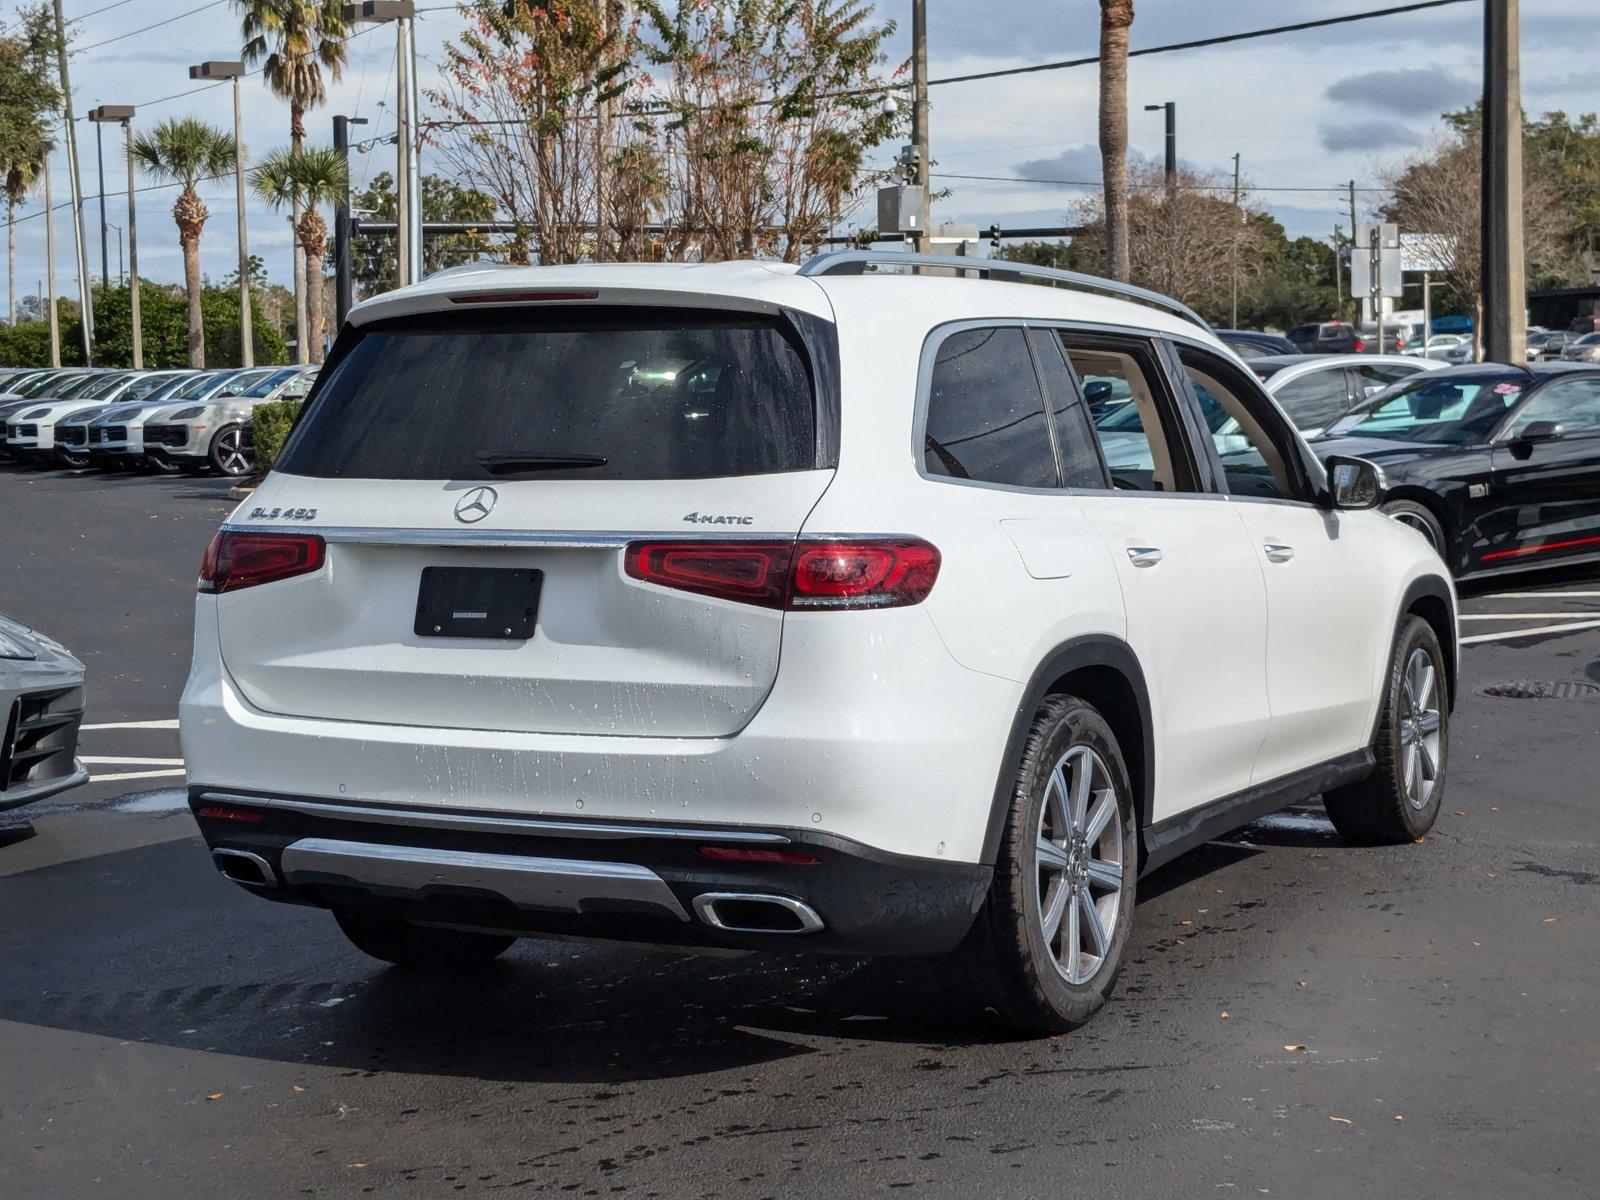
[80,719,180,731]
[86,768,188,782]
[79,756,184,766]
[1461,619,1600,645]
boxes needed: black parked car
[1216,329,1300,358]
[1313,363,1600,579]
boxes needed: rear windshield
[278,307,819,481]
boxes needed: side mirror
[1517,420,1564,444]
[1083,379,1115,406]
[1324,455,1386,510]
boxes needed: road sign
[877,186,925,235]
[1352,221,1403,299]
[1400,233,1455,273]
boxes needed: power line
[934,173,1390,194]
[73,0,230,54]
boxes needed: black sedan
[1216,329,1299,358]
[1313,363,1600,580]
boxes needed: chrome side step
[278,838,691,921]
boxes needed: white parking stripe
[1460,612,1600,620]
[1461,619,1600,645]
[78,756,184,766]
[80,719,180,731]
[87,768,188,782]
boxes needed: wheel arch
[1398,574,1458,712]
[982,635,1156,865]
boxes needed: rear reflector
[195,803,264,823]
[199,530,326,594]
[698,846,821,865]
[624,538,940,610]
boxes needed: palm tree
[1098,0,1134,282]
[5,151,46,326]
[236,0,348,363]
[252,146,348,363]
[129,117,237,366]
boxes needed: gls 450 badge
[248,505,319,521]
[682,511,754,525]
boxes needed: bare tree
[1382,128,1575,350]
[1098,0,1134,282]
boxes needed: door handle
[1264,543,1295,563]
[1126,546,1163,568]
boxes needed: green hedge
[250,399,303,473]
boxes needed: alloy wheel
[1034,745,1124,985]
[1398,647,1443,809]
[214,429,251,476]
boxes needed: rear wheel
[1324,616,1447,844]
[208,424,252,477]
[948,695,1137,1034]
[333,907,516,971]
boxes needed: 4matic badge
[682,511,754,525]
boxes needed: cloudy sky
[5,0,1598,308]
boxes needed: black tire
[946,695,1138,1034]
[1324,616,1448,845]
[208,424,252,477]
[1382,499,1447,559]
[333,907,516,971]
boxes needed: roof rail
[797,249,1209,331]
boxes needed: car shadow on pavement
[0,823,1333,1084]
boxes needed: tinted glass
[1029,329,1108,489]
[281,308,817,481]
[168,370,229,401]
[1272,368,1352,430]
[1326,373,1526,444]
[123,373,183,401]
[923,326,1055,487]
[1511,377,1600,435]
[49,374,101,400]
[76,372,131,400]
[1354,362,1419,393]
[217,369,281,398]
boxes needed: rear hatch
[215,300,836,738]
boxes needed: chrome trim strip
[279,837,691,921]
[692,892,825,934]
[195,790,792,844]
[220,524,796,549]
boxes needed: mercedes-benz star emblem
[453,485,498,523]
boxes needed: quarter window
[923,326,1057,488]
[1028,329,1109,489]
[1510,377,1600,436]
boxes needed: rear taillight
[623,538,940,611]
[1353,337,1366,352]
[199,530,326,594]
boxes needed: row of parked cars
[0,364,317,477]
[1226,320,1600,365]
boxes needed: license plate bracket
[415,566,542,640]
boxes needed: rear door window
[278,308,820,481]
[1028,328,1109,489]
[922,325,1057,488]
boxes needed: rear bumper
[190,789,991,956]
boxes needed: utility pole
[1347,180,1360,320]
[50,0,93,363]
[1481,0,1525,364]
[43,157,59,367]
[345,3,418,284]
[94,119,108,288]
[333,114,367,327]
[1230,151,1241,328]
[191,62,252,366]
[405,12,422,280]
[910,0,930,253]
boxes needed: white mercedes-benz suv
[180,254,1455,1032]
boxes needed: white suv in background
[180,255,1456,1033]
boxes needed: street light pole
[1481,0,1525,364]
[191,62,252,366]
[910,0,930,253]
[95,119,108,288]
[1143,101,1177,201]
[43,152,59,367]
[333,114,368,327]
[89,105,137,366]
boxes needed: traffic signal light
[989,223,1001,249]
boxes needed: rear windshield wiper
[476,451,609,474]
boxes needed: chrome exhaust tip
[692,892,824,935]
[211,847,279,889]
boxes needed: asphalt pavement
[2,465,1598,1199]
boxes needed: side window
[1272,368,1355,432]
[923,326,1057,488]
[1028,329,1109,489]
[1060,335,1190,493]
[1353,362,1420,396]
[1175,348,1302,502]
[1510,378,1600,436]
